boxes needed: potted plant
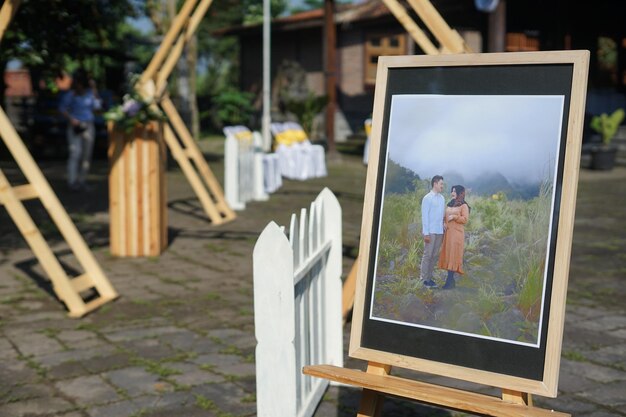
[589,108,624,170]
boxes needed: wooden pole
[488,0,507,52]
[324,0,337,155]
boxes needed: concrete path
[0,142,624,417]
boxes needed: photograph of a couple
[370,94,565,347]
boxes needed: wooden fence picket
[253,188,343,417]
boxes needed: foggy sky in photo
[386,95,565,183]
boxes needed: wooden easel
[136,0,235,225]
[0,1,117,317]
[304,363,569,417]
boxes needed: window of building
[506,32,540,52]
[365,33,407,85]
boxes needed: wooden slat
[155,0,216,94]
[163,124,225,224]
[406,0,469,53]
[342,257,358,322]
[71,273,93,293]
[379,0,439,55]
[161,98,235,222]
[0,0,20,42]
[0,105,118,313]
[0,183,37,205]
[0,169,88,315]
[139,0,200,85]
[303,365,570,417]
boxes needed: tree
[0,0,139,101]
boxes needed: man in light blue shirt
[58,69,101,191]
[420,175,445,287]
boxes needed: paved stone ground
[0,140,624,417]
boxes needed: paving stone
[578,381,626,408]
[191,382,256,416]
[55,375,120,404]
[167,362,224,386]
[1,383,55,404]
[560,359,626,383]
[81,352,132,374]
[0,397,76,417]
[105,366,169,397]
[535,394,597,415]
[37,345,117,368]
[86,399,146,417]
[118,338,176,360]
[576,315,626,332]
[105,325,183,342]
[0,359,41,385]
[48,360,90,380]
[9,332,65,356]
[56,330,99,344]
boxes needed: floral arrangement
[104,78,166,132]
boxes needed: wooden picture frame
[349,51,589,397]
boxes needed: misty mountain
[471,171,541,199]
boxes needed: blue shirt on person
[421,191,445,235]
[58,90,101,122]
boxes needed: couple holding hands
[420,175,471,289]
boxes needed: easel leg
[502,389,533,406]
[357,362,391,417]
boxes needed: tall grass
[374,176,553,343]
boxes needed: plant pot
[590,146,617,171]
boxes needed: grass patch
[131,357,181,378]
[562,350,587,362]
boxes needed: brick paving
[0,141,625,417]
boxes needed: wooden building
[222,0,626,139]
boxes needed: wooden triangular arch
[135,0,236,225]
[0,0,118,317]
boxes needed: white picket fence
[224,126,282,210]
[253,188,343,417]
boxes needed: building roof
[216,0,397,35]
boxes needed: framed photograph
[349,51,589,397]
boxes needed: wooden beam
[379,0,439,55]
[139,0,200,85]
[0,105,118,304]
[0,0,20,43]
[303,365,570,417]
[160,96,235,220]
[0,183,37,205]
[155,0,215,96]
[406,0,469,53]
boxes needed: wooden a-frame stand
[1,1,117,318]
[136,0,235,225]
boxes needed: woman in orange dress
[438,185,470,289]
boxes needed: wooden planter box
[108,121,167,257]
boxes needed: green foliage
[211,88,255,128]
[243,0,288,25]
[283,93,327,136]
[590,108,625,145]
[0,0,138,93]
[384,160,420,194]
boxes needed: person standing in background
[58,69,101,191]
[420,175,445,288]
